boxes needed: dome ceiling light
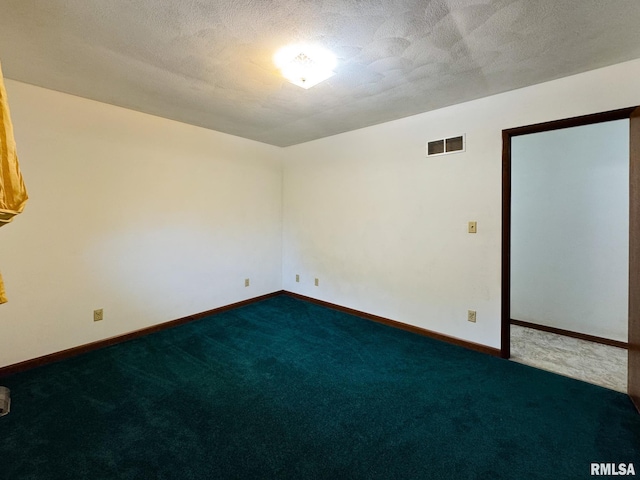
[274,45,336,89]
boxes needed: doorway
[501,106,640,412]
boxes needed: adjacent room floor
[510,324,627,393]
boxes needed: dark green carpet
[1,295,638,479]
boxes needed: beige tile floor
[509,324,627,393]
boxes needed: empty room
[1,1,639,479]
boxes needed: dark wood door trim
[501,130,512,358]
[503,107,636,138]
[629,107,640,412]
[502,107,638,367]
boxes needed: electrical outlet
[468,221,477,233]
[467,310,477,323]
[244,278,250,287]
[94,309,104,322]
[296,274,300,283]
[314,278,319,286]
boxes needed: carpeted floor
[1,294,638,479]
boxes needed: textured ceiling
[1,0,640,146]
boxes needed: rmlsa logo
[591,463,636,476]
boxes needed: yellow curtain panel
[0,274,6,304]
[0,61,28,303]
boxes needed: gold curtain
[0,61,28,303]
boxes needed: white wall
[3,58,640,366]
[511,121,628,342]
[0,80,283,368]
[282,58,640,349]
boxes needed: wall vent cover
[427,135,465,157]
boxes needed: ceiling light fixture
[274,45,336,89]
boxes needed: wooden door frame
[501,106,640,411]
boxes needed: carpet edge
[0,290,285,377]
[283,291,501,357]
